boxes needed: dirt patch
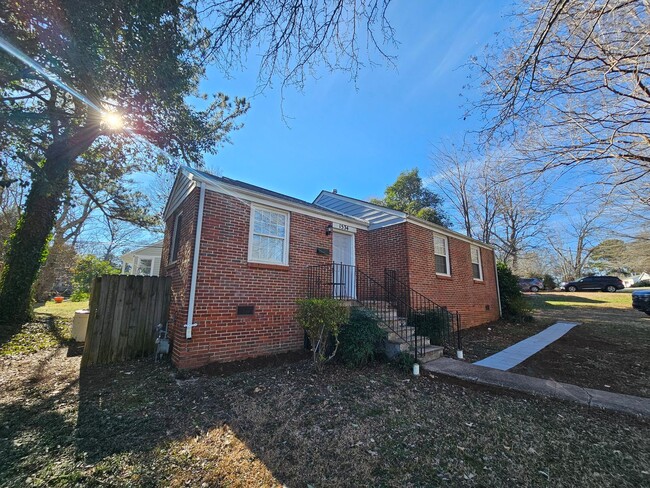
[511,322,650,397]
[461,318,556,362]
[190,349,310,377]
[2,346,649,487]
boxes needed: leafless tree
[475,0,649,190]
[491,180,551,270]
[546,205,608,281]
[196,0,396,90]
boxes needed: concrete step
[417,345,444,363]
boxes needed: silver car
[518,278,544,292]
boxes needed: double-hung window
[248,205,289,265]
[471,246,483,280]
[433,234,450,276]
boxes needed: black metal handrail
[384,269,462,355]
[307,263,432,361]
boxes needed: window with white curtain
[248,205,290,265]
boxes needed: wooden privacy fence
[81,275,171,367]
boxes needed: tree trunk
[0,127,98,335]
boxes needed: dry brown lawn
[1,344,649,487]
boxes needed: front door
[332,231,356,299]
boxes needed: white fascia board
[163,168,197,221]
[193,176,369,230]
[405,216,495,251]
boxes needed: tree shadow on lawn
[531,294,609,307]
[3,347,650,487]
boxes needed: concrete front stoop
[363,302,444,364]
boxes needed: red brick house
[161,167,501,369]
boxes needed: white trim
[134,255,157,276]
[332,230,356,299]
[331,221,357,234]
[163,172,197,220]
[315,190,494,250]
[185,184,206,339]
[247,203,291,266]
[169,211,183,264]
[433,233,451,277]
[405,216,494,250]
[182,168,368,229]
[332,229,356,267]
[470,245,483,281]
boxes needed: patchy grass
[34,299,89,320]
[0,300,87,357]
[1,349,649,487]
[0,317,72,356]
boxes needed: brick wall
[366,223,410,284]
[405,223,500,327]
[160,187,200,366]
[168,189,352,369]
[162,185,498,369]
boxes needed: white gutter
[185,183,206,339]
[494,257,502,317]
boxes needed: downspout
[185,183,206,339]
[494,253,502,317]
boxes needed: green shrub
[338,308,385,368]
[296,298,349,368]
[543,274,557,290]
[71,255,118,300]
[497,262,533,319]
[70,290,90,302]
[392,351,416,373]
[408,309,451,346]
[631,280,650,288]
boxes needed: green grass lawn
[530,291,632,310]
[34,299,90,320]
[0,300,89,356]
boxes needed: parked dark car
[632,290,650,315]
[561,276,624,292]
[518,277,544,292]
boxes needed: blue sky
[199,1,513,204]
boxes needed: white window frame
[135,256,156,276]
[433,233,450,276]
[169,211,183,264]
[471,245,483,281]
[248,204,290,266]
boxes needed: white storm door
[332,231,355,299]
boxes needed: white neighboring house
[119,241,163,276]
[622,272,650,288]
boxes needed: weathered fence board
[81,275,171,367]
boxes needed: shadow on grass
[531,294,608,307]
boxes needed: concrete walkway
[424,358,650,417]
[473,321,579,371]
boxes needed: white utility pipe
[185,183,206,339]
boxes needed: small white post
[456,350,464,360]
[413,363,420,376]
